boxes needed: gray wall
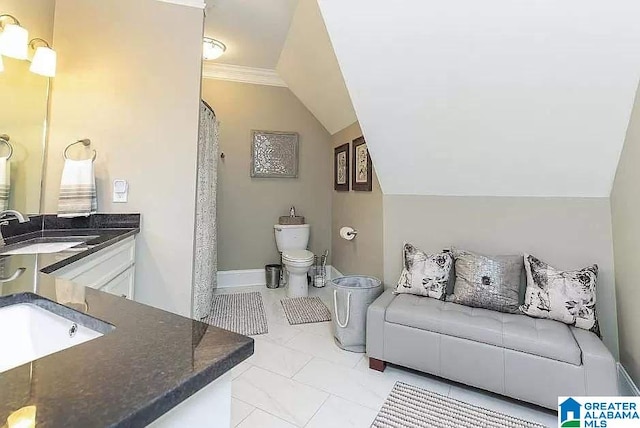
[383,195,619,358]
[43,0,204,317]
[611,83,640,383]
[201,79,332,271]
[331,122,384,280]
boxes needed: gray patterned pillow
[395,243,453,299]
[446,250,523,314]
[520,254,599,333]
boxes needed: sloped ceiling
[277,0,356,134]
[317,0,640,196]
[204,0,297,68]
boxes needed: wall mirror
[0,1,55,215]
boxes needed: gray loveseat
[367,289,618,409]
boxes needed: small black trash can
[265,264,282,289]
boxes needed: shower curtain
[193,100,219,321]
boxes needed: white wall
[277,0,356,134]
[43,0,204,316]
[318,0,640,197]
[611,82,640,383]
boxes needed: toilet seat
[282,249,314,265]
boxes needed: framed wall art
[352,136,372,191]
[250,130,299,178]
[334,142,350,191]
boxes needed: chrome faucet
[0,210,30,245]
[0,210,29,226]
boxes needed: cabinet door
[100,266,135,300]
[54,237,136,290]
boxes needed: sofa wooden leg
[369,358,386,372]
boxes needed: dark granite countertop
[0,215,254,427]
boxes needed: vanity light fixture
[0,14,28,60]
[203,37,226,60]
[29,38,56,77]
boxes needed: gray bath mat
[373,382,546,428]
[209,292,268,336]
[281,297,331,325]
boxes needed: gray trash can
[265,264,282,289]
[330,275,383,353]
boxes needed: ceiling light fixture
[29,38,56,77]
[0,14,28,60]
[203,37,226,61]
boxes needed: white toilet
[274,224,314,298]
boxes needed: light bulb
[30,46,57,77]
[0,23,28,60]
[7,405,36,428]
[203,38,226,61]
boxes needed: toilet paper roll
[340,226,357,241]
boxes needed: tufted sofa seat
[367,289,618,409]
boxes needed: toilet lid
[282,249,314,262]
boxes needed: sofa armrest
[366,288,397,359]
[571,327,618,395]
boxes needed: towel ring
[64,138,96,161]
[0,134,13,160]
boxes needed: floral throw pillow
[520,254,599,333]
[395,243,453,299]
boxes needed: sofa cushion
[446,250,523,314]
[385,294,582,365]
[521,254,599,334]
[395,243,453,299]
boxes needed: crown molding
[156,0,206,8]
[202,63,287,87]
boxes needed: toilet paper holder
[340,226,358,240]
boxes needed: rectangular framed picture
[250,130,299,178]
[352,136,372,191]
[334,142,350,191]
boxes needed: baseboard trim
[217,269,266,288]
[618,363,640,396]
[217,266,343,289]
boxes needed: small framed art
[352,136,372,191]
[334,142,350,191]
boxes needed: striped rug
[208,292,268,336]
[373,382,547,428]
[281,296,331,325]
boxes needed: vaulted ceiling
[317,0,640,196]
[276,0,356,134]
[204,0,297,69]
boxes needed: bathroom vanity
[0,214,253,427]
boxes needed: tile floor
[215,285,558,428]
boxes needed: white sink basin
[0,303,103,373]
[0,241,84,255]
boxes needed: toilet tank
[274,224,310,252]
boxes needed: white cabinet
[101,266,135,299]
[54,236,136,299]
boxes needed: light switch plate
[113,179,128,203]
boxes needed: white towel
[0,157,10,211]
[57,158,97,218]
